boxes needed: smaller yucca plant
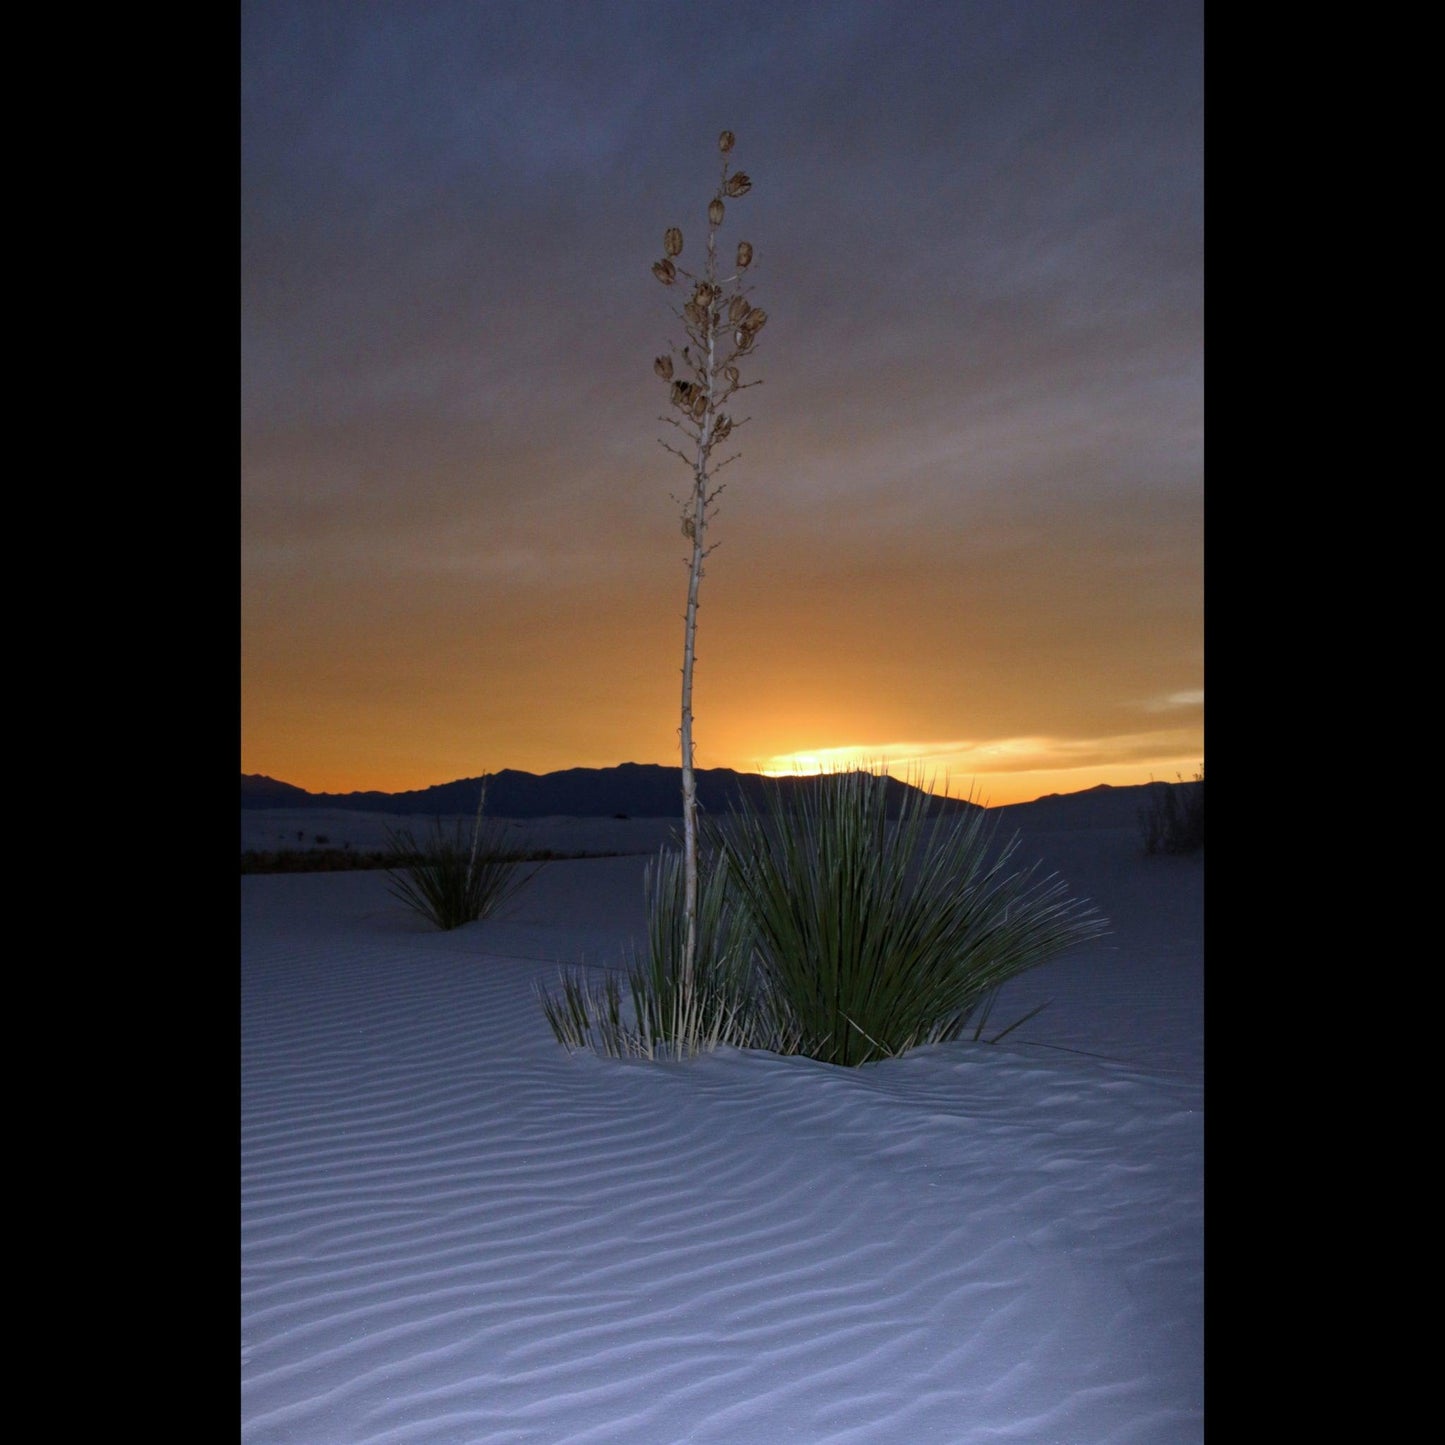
[1138,770,1205,856]
[385,777,536,931]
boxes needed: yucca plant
[652,128,766,997]
[385,776,536,930]
[712,769,1110,1066]
[537,844,772,1059]
[1139,769,1205,855]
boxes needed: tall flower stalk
[652,129,766,991]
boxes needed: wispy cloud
[1141,690,1205,712]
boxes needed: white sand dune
[241,809,1202,1443]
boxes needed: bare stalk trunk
[652,130,763,998]
[678,510,703,989]
[678,167,726,992]
[679,292,718,990]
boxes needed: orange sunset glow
[242,3,1202,811]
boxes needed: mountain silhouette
[241,763,979,819]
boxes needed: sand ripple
[243,865,1201,1443]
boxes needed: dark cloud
[242,0,1203,801]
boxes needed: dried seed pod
[734,329,754,351]
[713,415,733,441]
[683,301,708,329]
[736,241,753,269]
[742,306,767,332]
[724,172,752,198]
[652,258,676,285]
[728,295,750,325]
[663,227,683,257]
[722,365,740,390]
[654,355,674,381]
[691,392,708,420]
[682,515,696,538]
[718,130,735,153]
[692,282,716,307]
[709,197,725,227]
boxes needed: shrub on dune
[714,769,1110,1066]
[1138,770,1204,856]
[542,769,1108,1068]
[386,780,536,931]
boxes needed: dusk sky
[241,0,1203,809]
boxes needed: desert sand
[241,795,1202,1443]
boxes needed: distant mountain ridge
[240,763,979,819]
[241,764,1186,828]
